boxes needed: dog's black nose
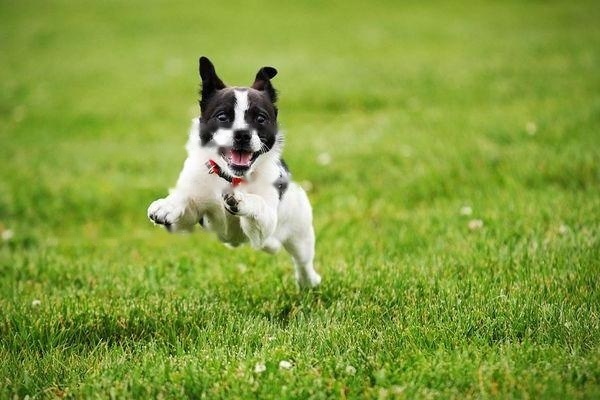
[233,129,251,144]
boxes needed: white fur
[233,89,262,152]
[147,118,321,288]
[232,89,248,130]
[211,129,232,148]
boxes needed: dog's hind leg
[283,227,321,289]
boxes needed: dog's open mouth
[220,148,256,173]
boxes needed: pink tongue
[231,150,252,166]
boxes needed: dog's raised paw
[222,191,248,216]
[147,198,184,229]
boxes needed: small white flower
[317,152,332,166]
[279,360,293,370]
[460,206,473,216]
[558,224,569,235]
[525,121,537,135]
[468,219,484,230]
[31,299,41,307]
[345,365,356,376]
[1,229,14,241]
[254,362,266,373]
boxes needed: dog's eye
[256,114,267,124]
[215,112,229,122]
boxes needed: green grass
[1,0,599,398]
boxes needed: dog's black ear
[252,66,278,103]
[199,56,226,111]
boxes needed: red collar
[205,159,246,187]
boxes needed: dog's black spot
[273,159,290,200]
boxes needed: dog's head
[198,56,280,177]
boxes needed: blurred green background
[1,1,599,398]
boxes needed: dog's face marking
[232,89,249,130]
[198,57,279,176]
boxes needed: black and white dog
[147,57,321,288]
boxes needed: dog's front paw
[222,191,250,217]
[147,198,185,230]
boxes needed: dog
[147,57,321,288]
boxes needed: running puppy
[148,57,321,288]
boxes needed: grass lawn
[1,0,599,398]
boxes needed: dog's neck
[205,159,246,187]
